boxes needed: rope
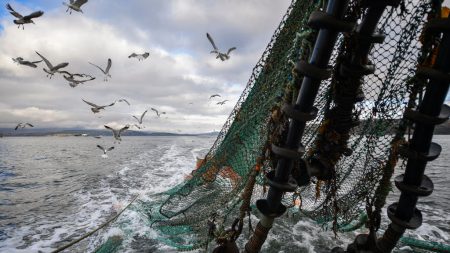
[51,194,139,253]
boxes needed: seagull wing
[31,60,43,64]
[58,70,72,76]
[88,62,106,74]
[143,52,150,58]
[151,108,159,116]
[25,123,34,127]
[82,99,99,108]
[107,147,114,151]
[35,51,53,70]
[227,47,236,55]
[73,0,88,7]
[6,4,23,19]
[14,123,21,130]
[118,99,130,105]
[63,75,73,82]
[206,33,218,51]
[140,110,148,121]
[24,10,44,20]
[132,115,140,122]
[128,53,137,58]
[105,58,112,73]
[104,125,112,130]
[119,125,129,134]
[52,62,69,71]
[21,61,38,68]
[97,144,105,152]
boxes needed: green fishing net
[128,0,445,251]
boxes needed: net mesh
[134,0,438,250]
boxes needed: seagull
[62,73,95,88]
[209,94,221,99]
[12,57,42,68]
[6,3,44,30]
[132,109,148,128]
[128,52,150,61]
[89,58,112,81]
[82,99,115,113]
[14,123,33,130]
[116,99,130,106]
[104,125,129,143]
[97,145,114,158]
[63,0,88,14]
[217,100,229,105]
[206,33,236,61]
[35,51,69,79]
[151,108,166,117]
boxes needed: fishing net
[133,0,442,251]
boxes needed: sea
[0,135,448,253]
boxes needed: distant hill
[0,128,220,137]
[1,121,448,137]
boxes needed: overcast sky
[1,1,449,134]
[0,0,291,133]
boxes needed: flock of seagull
[6,1,237,157]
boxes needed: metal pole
[245,0,353,251]
[377,12,450,252]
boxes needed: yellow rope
[51,194,139,253]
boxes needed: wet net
[134,0,443,251]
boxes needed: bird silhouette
[6,3,44,29]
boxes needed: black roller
[398,142,442,161]
[395,174,434,197]
[417,66,450,83]
[308,11,355,32]
[282,104,318,122]
[271,144,304,160]
[404,105,450,125]
[295,60,332,80]
[266,171,298,192]
[387,203,422,229]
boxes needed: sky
[0,1,449,134]
[0,0,292,133]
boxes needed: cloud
[0,0,292,133]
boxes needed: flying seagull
[6,3,44,29]
[151,108,166,117]
[132,109,148,127]
[206,33,236,61]
[104,125,129,143]
[63,0,88,14]
[12,57,42,68]
[89,58,112,81]
[35,51,69,79]
[209,94,221,99]
[217,100,229,105]
[82,99,115,113]
[63,74,95,88]
[128,52,150,61]
[97,145,114,157]
[14,123,33,130]
[116,99,130,106]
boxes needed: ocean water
[0,135,448,252]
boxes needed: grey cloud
[0,0,291,133]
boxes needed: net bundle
[138,0,435,250]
